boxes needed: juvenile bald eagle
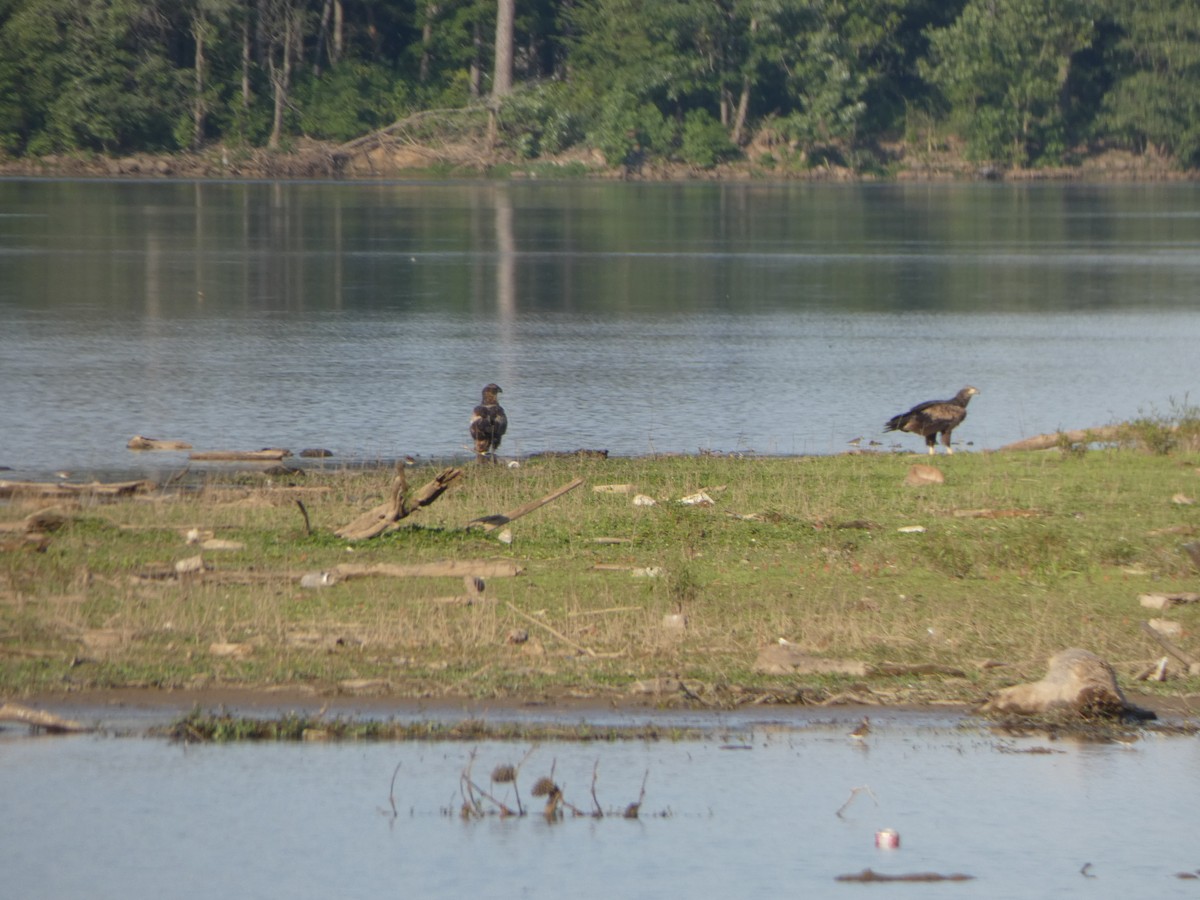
[470,383,507,461]
[884,386,978,455]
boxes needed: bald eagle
[470,383,507,461]
[884,386,978,455]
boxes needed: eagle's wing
[917,402,967,429]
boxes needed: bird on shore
[849,716,871,741]
[884,386,978,455]
[470,383,508,462]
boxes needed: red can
[875,828,900,849]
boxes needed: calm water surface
[3,179,1200,478]
[2,712,1199,898]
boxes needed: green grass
[2,447,1199,705]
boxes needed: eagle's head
[481,383,503,402]
[956,386,979,404]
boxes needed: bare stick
[467,477,585,531]
[590,760,604,818]
[295,499,312,536]
[388,762,401,819]
[836,785,879,819]
[505,602,597,657]
[624,769,649,819]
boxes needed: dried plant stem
[505,602,597,657]
[590,760,604,818]
[836,785,879,819]
[388,761,401,819]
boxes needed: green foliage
[1118,396,1200,455]
[923,0,1095,165]
[679,109,736,168]
[0,0,1197,169]
[495,82,584,158]
[295,62,408,143]
[4,0,184,153]
[588,90,675,167]
[1100,0,1200,167]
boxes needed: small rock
[905,464,945,486]
[631,566,666,578]
[679,490,714,506]
[299,571,335,589]
[497,528,514,544]
[897,525,926,534]
[1171,493,1195,505]
[661,613,687,634]
[298,448,333,458]
[507,628,529,645]
[632,494,657,507]
[174,554,208,575]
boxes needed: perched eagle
[884,386,979,455]
[470,383,507,461]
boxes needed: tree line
[0,0,1196,172]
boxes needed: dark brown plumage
[884,386,978,455]
[470,383,507,461]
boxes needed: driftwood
[836,869,974,883]
[327,560,522,581]
[188,448,292,461]
[980,648,1145,718]
[999,426,1124,452]
[466,477,585,532]
[0,479,155,499]
[1139,621,1200,674]
[0,701,90,733]
[335,466,463,540]
[127,435,192,450]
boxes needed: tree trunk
[419,3,438,82]
[241,4,252,110]
[192,13,208,149]
[489,0,515,145]
[492,0,515,97]
[268,5,296,149]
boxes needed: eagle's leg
[925,435,937,455]
[941,431,954,454]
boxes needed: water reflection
[2,180,1200,476]
[1,714,1198,899]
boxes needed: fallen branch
[0,479,155,499]
[1140,621,1199,671]
[836,869,974,883]
[999,426,1124,452]
[335,466,463,540]
[0,702,91,733]
[467,477,585,532]
[506,601,597,657]
[333,560,522,580]
[127,435,192,450]
[188,449,291,461]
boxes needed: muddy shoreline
[1,141,1195,183]
[13,685,1198,735]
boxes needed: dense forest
[0,0,1197,175]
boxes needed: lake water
[2,708,1199,898]
[3,178,1200,480]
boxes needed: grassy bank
[2,447,1199,708]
